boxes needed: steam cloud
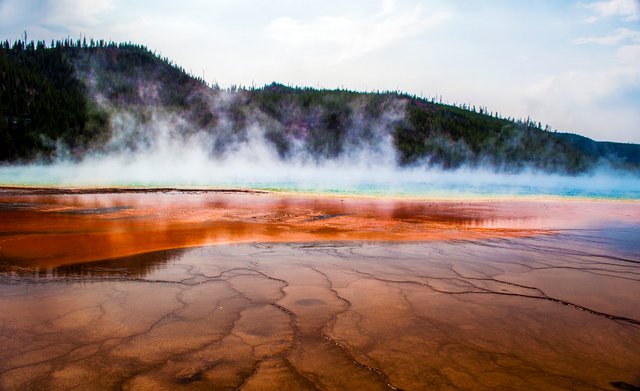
[1,86,639,199]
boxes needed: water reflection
[0,248,186,282]
[1,189,639,271]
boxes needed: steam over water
[1,109,639,199]
[2,157,639,199]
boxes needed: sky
[1,0,639,143]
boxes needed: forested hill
[1,38,639,174]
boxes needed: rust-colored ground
[0,188,639,390]
[1,187,636,268]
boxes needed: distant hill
[1,39,638,174]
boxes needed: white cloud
[0,0,43,29]
[521,44,640,141]
[584,0,640,22]
[617,42,640,62]
[574,27,640,45]
[526,61,637,106]
[267,0,449,63]
[0,0,114,32]
[0,0,24,24]
[43,0,113,28]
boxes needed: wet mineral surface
[0,188,639,390]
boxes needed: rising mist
[1,43,639,198]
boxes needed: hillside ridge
[1,39,638,174]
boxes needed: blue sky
[1,0,639,142]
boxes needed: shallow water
[2,165,640,200]
[251,178,640,200]
[0,190,639,390]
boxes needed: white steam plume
[0,86,639,199]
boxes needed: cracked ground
[0,190,639,390]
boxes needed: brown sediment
[1,189,639,390]
[0,185,269,195]
[0,240,639,390]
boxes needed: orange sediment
[1,188,640,390]
[2,189,637,268]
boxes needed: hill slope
[1,39,638,174]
